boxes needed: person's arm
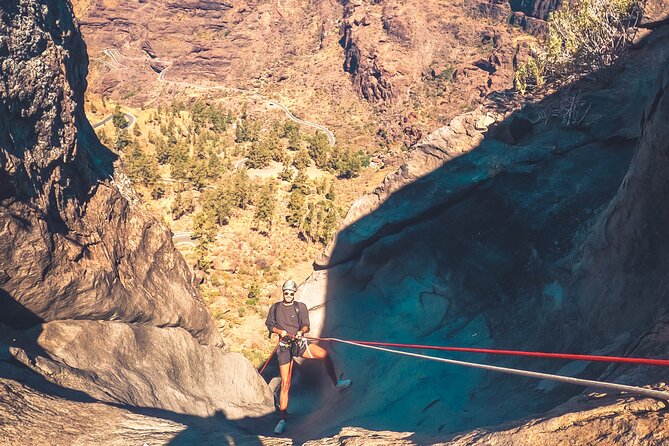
[296,302,310,336]
[272,326,289,338]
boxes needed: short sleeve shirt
[266,301,309,336]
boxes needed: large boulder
[0,0,273,422]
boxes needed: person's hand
[280,330,287,338]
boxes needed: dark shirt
[265,301,309,336]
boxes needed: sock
[281,409,287,420]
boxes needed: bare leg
[301,343,338,386]
[278,360,293,419]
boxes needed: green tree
[307,132,330,168]
[112,105,128,129]
[267,132,285,163]
[169,142,190,181]
[188,159,208,191]
[114,128,132,151]
[230,169,254,209]
[207,152,223,180]
[291,170,311,195]
[247,140,272,169]
[329,147,369,179]
[202,185,233,226]
[253,182,276,234]
[155,139,172,164]
[319,201,339,245]
[125,144,159,186]
[211,107,229,132]
[515,0,644,92]
[301,203,317,242]
[293,147,311,169]
[282,121,300,139]
[286,188,305,228]
[235,112,259,143]
[172,192,195,220]
[192,209,217,244]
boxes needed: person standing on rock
[265,279,351,435]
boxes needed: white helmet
[282,279,298,292]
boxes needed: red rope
[259,341,280,375]
[307,337,669,367]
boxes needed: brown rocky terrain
[72,0,537,148]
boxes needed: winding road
[91,112,136,130]
[266,101,336,146]
[157,66,336,146]
[101,48,336,147]
[172,231,195,246]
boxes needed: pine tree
[172,192,195,220]
[301,203,316,242]
[267,132,285,163]
[319,201,339,245]
[307,132,330,168]
[291,170,311,195]
[247,140,271,168]
[189,159,208,191]
[112,105,128,129]
[207,152,223,180]
[253,182,276,234]
[286,189,305,227]
[231,170,254,209]
[114,128,132,151]
[155,140,171,164]
[293,147,311,169]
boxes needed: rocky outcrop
[341,22,394,102]
[306,394,669,445]
[0,0,217,345]
[0,0,273,426]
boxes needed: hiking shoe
[274,419,287,435]
[335,379,351,389]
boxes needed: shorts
[277,339,309,365]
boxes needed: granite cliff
[0,1,273,439]
[291,13,669,444]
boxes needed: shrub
[516,0,645,92]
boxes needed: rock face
[293,22,669,441]
[0,0,273,429]
[0,1,217,345]
[336,0,522,104]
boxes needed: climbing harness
[259,336,310,374]
[305,336,669,401]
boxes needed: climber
[265,279,351,435]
